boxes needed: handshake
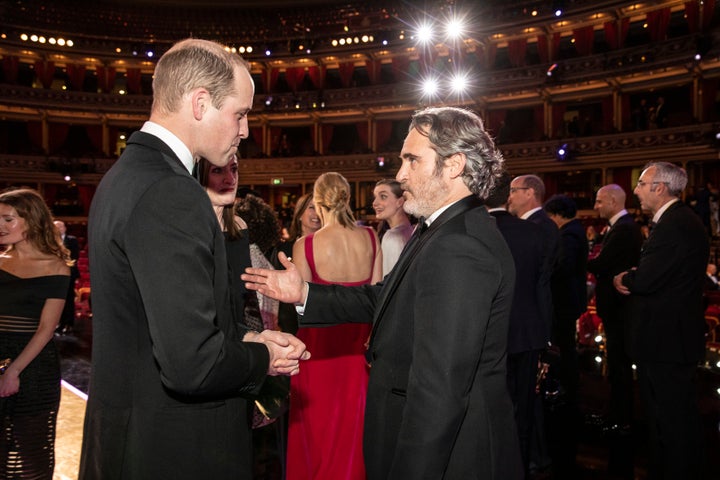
[244,330,310,377]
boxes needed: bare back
[293,224,382,285]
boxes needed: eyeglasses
[509,187,530,193]
[636,180,669,188]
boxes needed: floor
[54,314,720,480]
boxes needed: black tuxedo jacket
[587,213,643,322]
[621,201,709,363]
[491,210,552,353]
[551,218,588,320]
[303,196,522,480]
[527,208,559,332]
[79,131,269,479]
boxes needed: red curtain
[356,121,369,150]
[250,127,263,147]
[77,185,95,215]
[537,35,549,63]
[603,20,629,49]
[66,64,86,90]
[34,60,55,88]
[611,167,633,196]
[286,67,307,92]
[646,8,671,42]
[125,68,142,94]
[703,0,716,29]
[268,68,280,92]
[27,121,43,151]
[321,124,334,154]
[87,125,103,153]
[375,120,393,151]
[269,127,282,153]
[573,26,595,56]
[703,79,718,121]
[2,55,19,84]
[366,59,382,85]
[551,33,561,61]
[338,62,355,88]
[486,110,506,137]
[391,56,409,81]
[44,185,58,210]
[685,1,700,32]
[49,122,70,153]
[307,66,324,89]
[507,38,527,67]
[96,66,116,93]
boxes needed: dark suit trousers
[507,349,541,474]
[637,362,702,480]
[602,316,633,426]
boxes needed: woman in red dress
[288,172,382,479]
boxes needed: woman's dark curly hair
[235,194,281,255]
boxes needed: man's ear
[191,88,209,121]
[446,153,467,179]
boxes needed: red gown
[287,228,376,480]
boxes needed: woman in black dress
[0,188,72,479]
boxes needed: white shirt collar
[521,206,542,220]
[141,121,195,174]
[426,201,457,226]
[487,207,506,213]
[653,198,679,223]
[608,209,628,226]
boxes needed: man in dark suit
[79,39,309,480]
[244,106,522,479]
[486,172,552,476]
[587,185,643,432]
[53,219,79,334]
[614,162,709,480]
[507,173,558,474]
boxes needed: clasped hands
[244,329,310,377]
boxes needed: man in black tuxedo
[244,106,522,479]
[53,219,79,334]
[486,172,552,476]
[79,39,309,480]
[587,185,643,432]
[507,173,558,473]
[614,162,709,480]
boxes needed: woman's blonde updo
[313,172,355,228]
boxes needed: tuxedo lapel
[368,196,483,347]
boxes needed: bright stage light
[416,23,433,44]
[449,71,469,94]
[421,77,440,97]
[445,17,466,41]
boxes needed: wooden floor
[54,381,87,480]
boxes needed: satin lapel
[367,196,483,346]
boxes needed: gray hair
[409,106,505,199]
[645,161,687,197]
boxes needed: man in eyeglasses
[614,161,709,480]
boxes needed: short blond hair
[152,38,250,115]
